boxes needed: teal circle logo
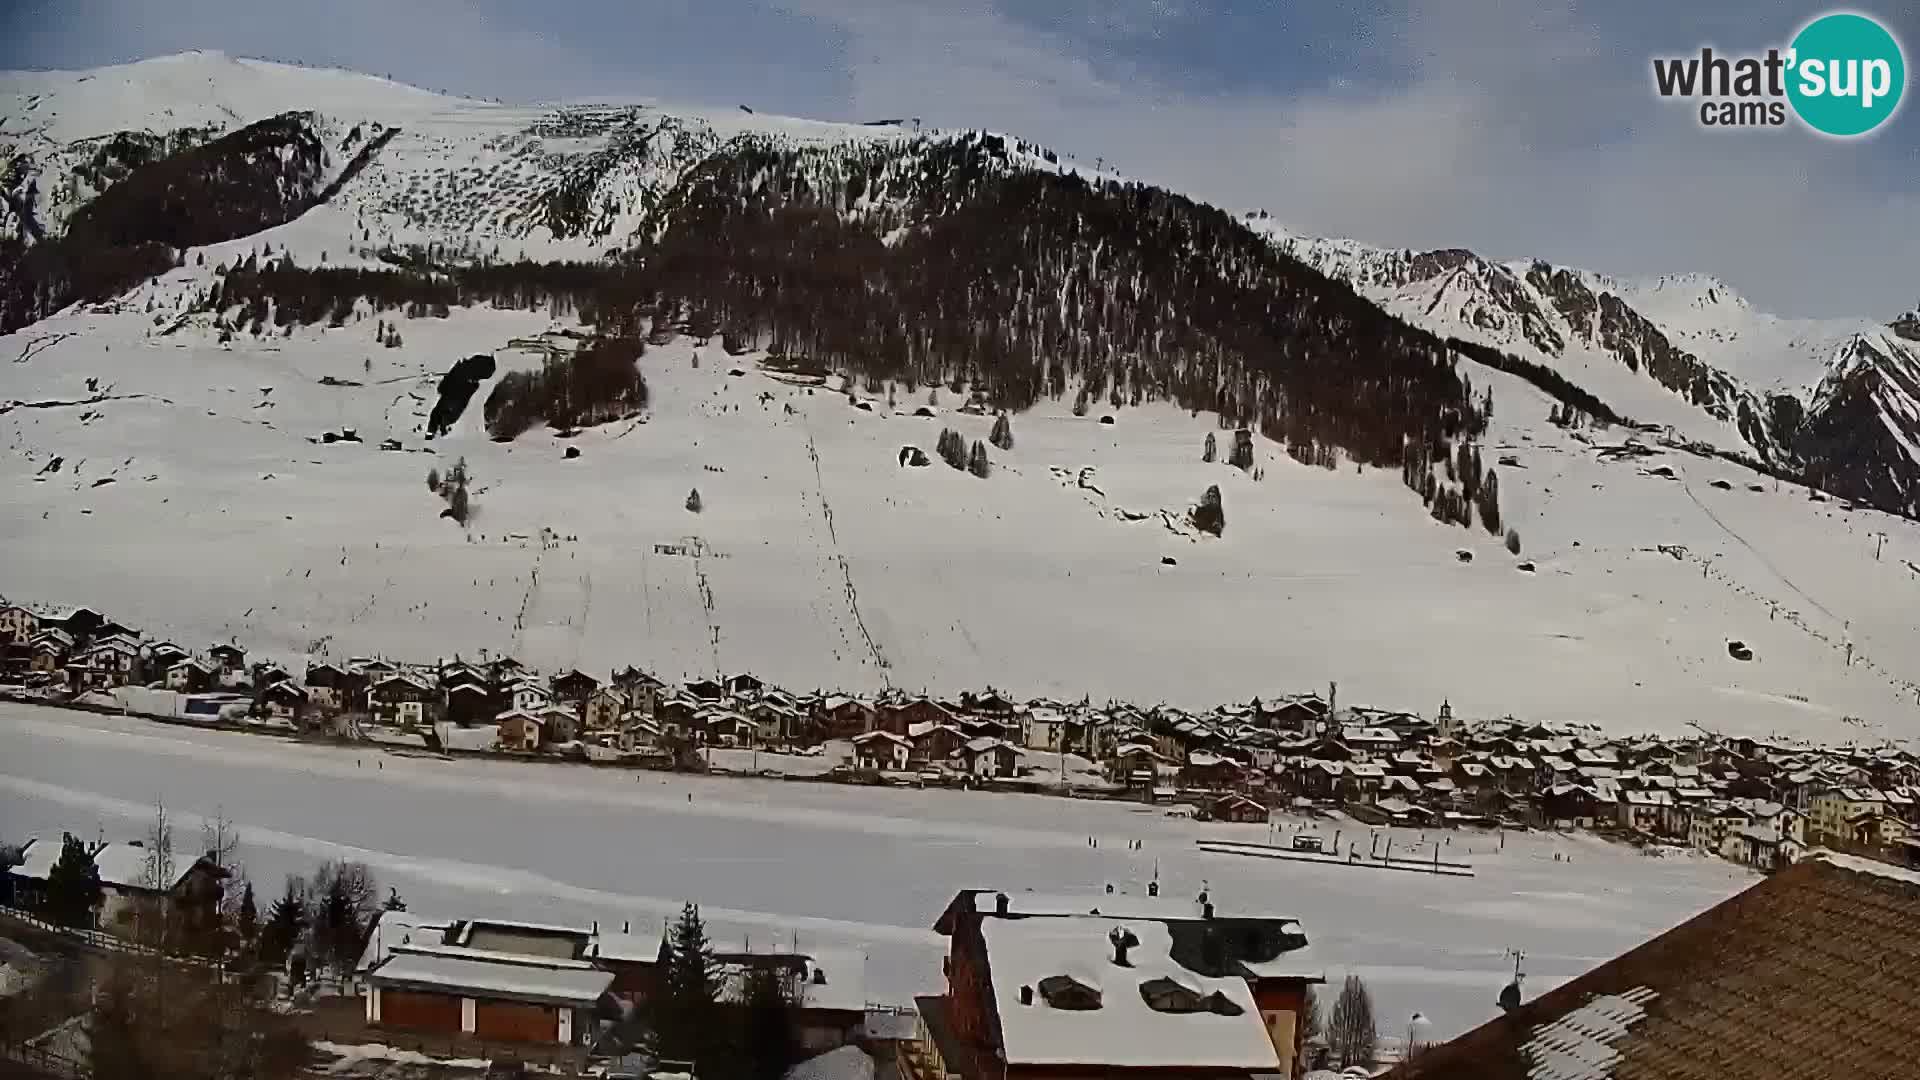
[1787,12,1905,137]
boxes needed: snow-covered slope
[2,53,1918,745]
[5,288,1919,745]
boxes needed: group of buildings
[9,599,1920,870]
[348,883,1331,1079]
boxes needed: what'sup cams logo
[1652,11,1906,137]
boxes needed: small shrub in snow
[1203,431,1217,463]
[426,467,440,491]
[686,488,704,513]
[990,413,1013,451]
[1505,528,1522,555]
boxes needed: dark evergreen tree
[44,832,103,928]
[236,880,259,946]
[686,488,703,513]
[968,439,991,478]
[990,413,1013,450]
[1203,431,1217,463]
[1506,528,1522,555]
[740,965,800,1080]
[1192,485,1225,537]
[259,876,306,968]
[656,903,724,1069]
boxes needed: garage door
[381,990,462,1033]
[474,999,557,1043]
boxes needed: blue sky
[3,0,1915,318]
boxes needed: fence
[0,905,225,969]
[0,1039,86,1080]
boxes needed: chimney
[995,892,1010,915]
[1147,880,1160,898]
[1203,901,1215,920]
[1109,926,1137,967]
[1020,984,1034,1006]
[592,920,598,934]
[1105,883,1115,895]
[623,920,630,934]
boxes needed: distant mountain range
[2,49,1916,519]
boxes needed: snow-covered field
[5,292,1919,743]
[0,703,1754,1038]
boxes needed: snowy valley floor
[0,703,1755,1040]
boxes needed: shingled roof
[1390,852,1920,1080]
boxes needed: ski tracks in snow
[804,429,891,687]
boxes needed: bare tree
[1327,974,1378,1069]
[1299,982,1322,1049]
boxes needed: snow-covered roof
[969,890,1275,923]
[981,917,1279,1069]
[10,838,195,892]
[354,909,452,975]
[586,928,667,964]
[795,947,867,1013]
[370,950,613,1006]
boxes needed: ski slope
[4,286,1919,744]
[0,702,1759,1040]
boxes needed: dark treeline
[1,111,380,334]
[201,133,1490,474]
[1447,336,1627,427]
[484,335,649,439]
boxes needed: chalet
[354,658,399,680]
[303,662,355,710]
[654,694,702,734]
[1208,793,1269,824]
[29,636,68,673]
[725,673,766,699]
[549,669,599,706]
[507,680,552,715]
[683,678,726,702]
[369,674,437,727]
[852,730,912,771]
[749,700,801,744]
[83,637,140,686]
[1812,787,1888,844]
[1180,752,1245,791]
[1255,694,1327,733]
[817,695,875,739]
[909,722,967,763]
[0,605,38,645]
[252,661,291,688]
[209,643,247,673]
[166,657,216,693]
[697,709,754,746]
[956,736,1023,779]
[444,682,496,726]
[968,690,1018,717]
[878,697,957,735]
[10,836,228,936]
[584,686,628,732]
[487,656,527,684]
[438,663,489,693]
[537,704,580,744]
[611,667,665,714]
[496,709,545,751]
[1540,783,1603,828]
[1388,853,1920,1080]
[45,607,104,640]
[1022,708,1066,752]
[259,680,309,722]
[1617,789,1673,834]
[925,888,1323,1078]
[144,640,189,672]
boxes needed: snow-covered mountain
[1251,214,1920,520]
[3,52,1919,745]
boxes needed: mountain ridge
[1,51,1917,520]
